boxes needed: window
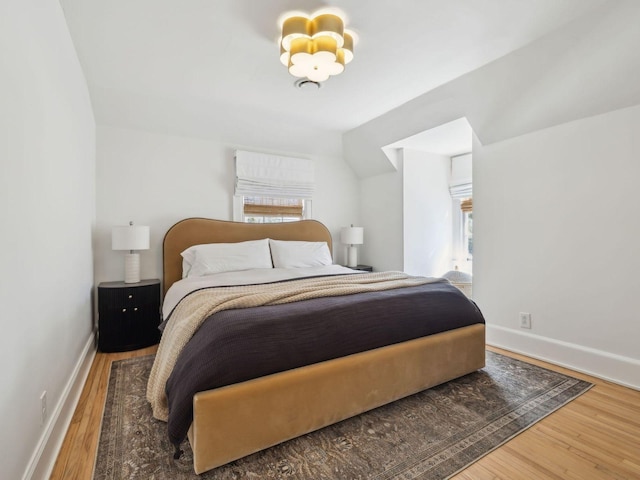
[449,154,472,274]
[234,150,314,223]
[449,183,472,273]
[461,198,473,261]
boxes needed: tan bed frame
[162,218,486,474]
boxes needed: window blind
[235,150,315,199]
[243,197,303,218]
[460,198,473,212]
[449,182,472,199]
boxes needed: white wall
[474,104,640,388]
[359,150,453,276]
[403,149,452,277]
[451,153,472,186]
[359,158,404,272]
[95,126,360,284]
[0,1,96,479]
[351,1,640,388]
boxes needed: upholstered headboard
[162,218,333,296]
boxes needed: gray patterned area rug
[93,351,592,480]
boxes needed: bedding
[162,264,359,320]
[152,218,485,474]
[268,239,332,268]
[180,238,272,278]
[147,269,485,450]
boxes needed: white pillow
[181,239,273,277]
[269,239,332,268]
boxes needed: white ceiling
[60,0,607,144]
[383,117,473,158]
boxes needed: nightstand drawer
[103,304,158,321]
[100,284,159,308]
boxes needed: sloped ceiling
[345,1,640,177]
[59,0,633,176]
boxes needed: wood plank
[50,344,640,480]
[454,461,499,479]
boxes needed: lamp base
[346,245,358,268]
[124,253,141,283]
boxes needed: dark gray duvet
[164,277,485,447]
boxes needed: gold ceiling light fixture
[278,8,356,83]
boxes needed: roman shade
[235,150,315,199]
[449,183,472,200]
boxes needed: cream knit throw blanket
[146,271,440,421]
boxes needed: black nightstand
[97,279,161,352]
[348,265,373,272]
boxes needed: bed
[147,217,486,474]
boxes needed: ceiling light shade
[279,9,355,82]
[311,14,344,46]
[342,30,355,64]
[281,15,309,51]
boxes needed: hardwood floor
[455,348,640,480]
[50,345,158,480]
[50,345,640,479]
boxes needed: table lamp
[341,225,364,268]
[112,221,150,283]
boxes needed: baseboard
[486,324,640,391]
[23,334,97,480]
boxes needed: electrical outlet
[40,391,47,425]
[519,312,532,329]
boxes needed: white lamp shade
[442,269,472,284]
[340,226,363,245]
[112,225,150,251]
